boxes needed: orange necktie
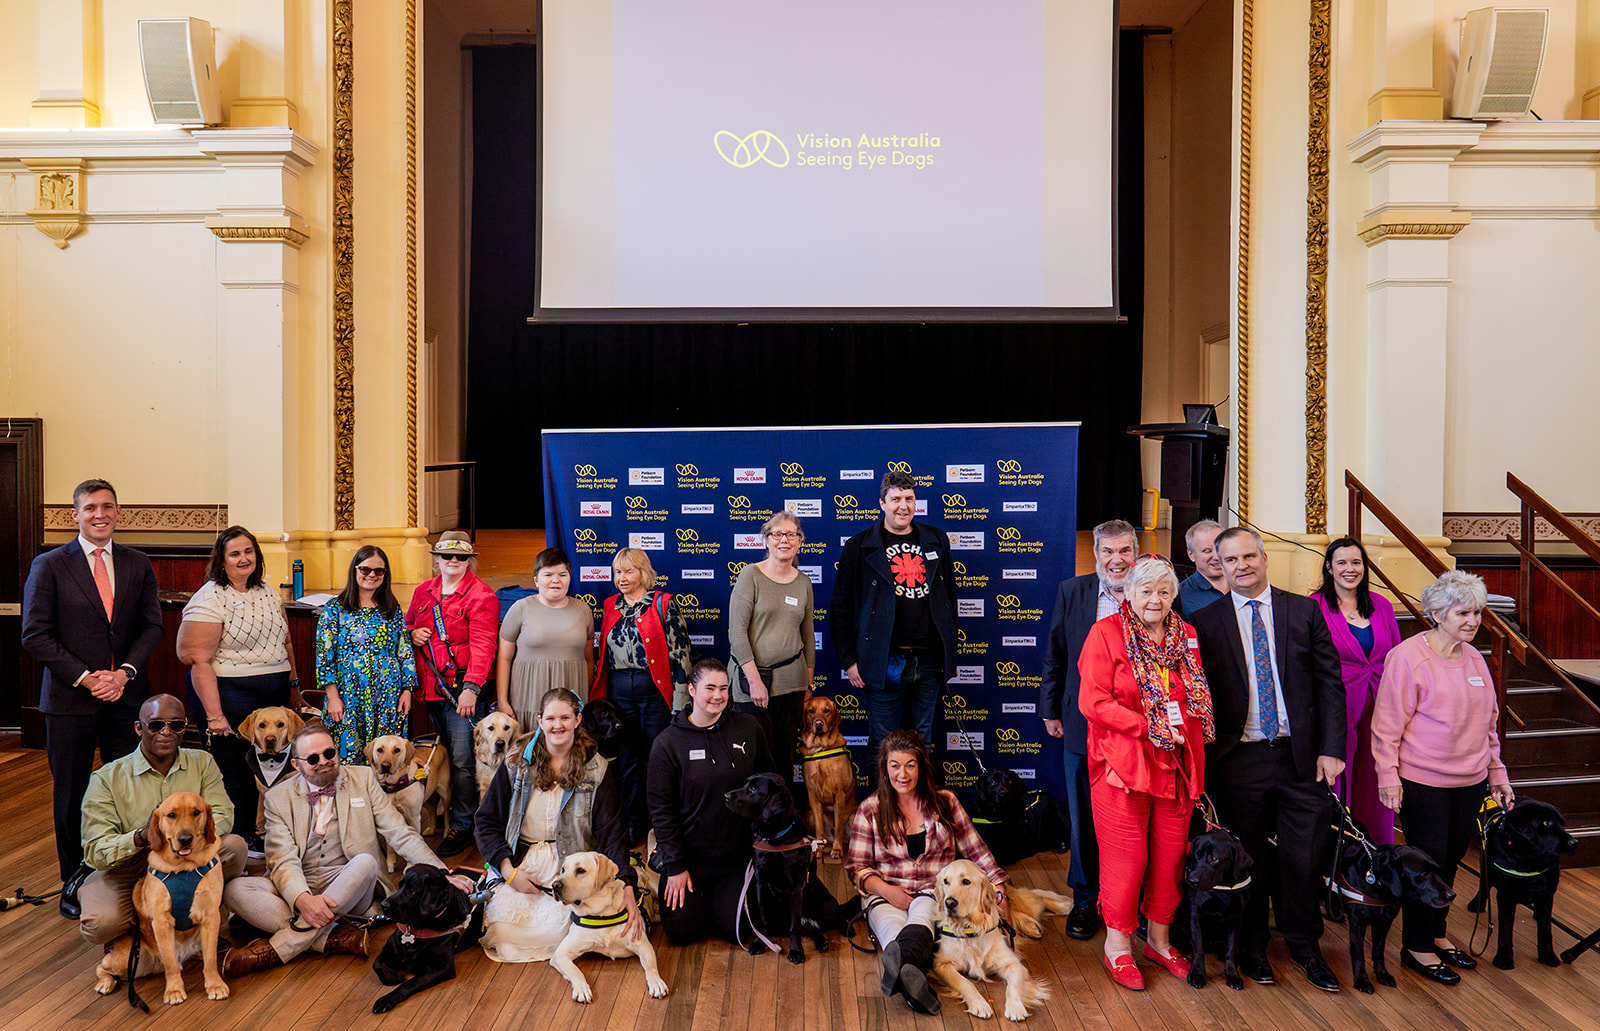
[92,547,114,621]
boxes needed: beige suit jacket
[263,765,443,905]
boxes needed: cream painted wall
[96,1,241,126]
[0,3,39,128]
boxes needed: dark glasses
[141,718,187,735]
[297,747,340,764]
[355,565,387,577]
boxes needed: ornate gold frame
[1304,0,1331,533]
[333,0,356,531]
[1235,0,1254,524]
[405,0,420,528]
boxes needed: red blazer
[591,591,676,705]
[405,570,499,703]
[1077,615,1207,802]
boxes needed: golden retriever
[798,696,858,863]
[365,734,451,877]
[473,712,521,796]
[239,705,303,834]
[93,791,228,1005]
[931,860,1051,1021]
[550,852,668,1003]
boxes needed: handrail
[1503,534,1600,633]
[1508,472,1600,565]
[1506,473,1600,653]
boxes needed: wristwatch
[134,826,148,849]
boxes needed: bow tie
[308,784,338,806]
[257,749,287,763]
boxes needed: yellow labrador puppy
[931,860,1049,1022]
[549,852,668,1004]
[473,712,521,797]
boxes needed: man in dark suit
[21,478,163,918]
[1039,518,1138,940]
[1191,526,1345,991]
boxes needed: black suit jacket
[1191,587,1344,780]
[1038,573,1103,753]
[21,541,164,716]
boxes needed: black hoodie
[647,708,774,876]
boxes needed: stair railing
[1505,473,1600,657]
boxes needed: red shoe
[1104,952,1145,990]
[1142,942,1191,980]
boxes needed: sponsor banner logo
[995,458,1045,487]
[573,463,619,490]
[681,502,715,515]
[1002,501,1038,512]
[580,501,612,517]
[799,564,822,584]
[785,498,823,518]
[945,464,984,483]
[629,467,664,486]
[948,532,984,551]
[733,533,766,550]
[689,634,714,646]
[1002,636,1037,647]
[570,527,619,556]
[1003,569,1037,580]
[940,758,978,790]
[996,725,1041,755]
[839,536,851,546]
[944,694,990,721]
[956,626,989,656]
[995,595,1046,623]
[680,568,714,580]
[833,493,880,522]
[726,561,749,586]
[946,731,984,752]
[1002,703,1037,714]
[839,469,874,480]
[885,460,935,490]
[814,630,823,650]
[629,532,665,551]
[674,528,720,555]
[952,666,984,684]
[579,566,612,583]
[915,500,928,515]
[844,735,869,748]
[677,593,723,622]
[951,560,988,590]
[725,494,775,521]
[732,467,767,484]
[673,463,722,489]
[957,598,985,618]
[624,495,668,521]
[1015,768,1037,779]
[995,526,1045,555]
[940,493,991,522]
[780,462,826,489]
[995,659,1044,691]
[575,593,601,616]
[834,694,866,721]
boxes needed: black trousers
[186,669,292,829]
[1398,777,1485,950]
[46,704,140,881]
[659,859,747,947]
[1206,739,1332,957]
[733,690,802,784]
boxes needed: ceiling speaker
[1452,7,1549,120]
[137,18,222,126]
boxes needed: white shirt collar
[76,535,113,558]
[1230,586,1270,612]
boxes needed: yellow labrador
[473,712,521,797]
[239,706,303,835]
[931,860,1050,1021]
[549,852,668,1004]
[365,735,449,876]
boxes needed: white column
[32,0,100,127]
[1366,0,1443,122]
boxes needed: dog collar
[396,922,461,941]
[937,923,994,938]
[1210,875,1251,892]
[1492,861,1554,879]
[803,746,850,762]
[570,909,629,929]
[752,833,816,854]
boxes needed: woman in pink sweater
[1372,570,1514,986]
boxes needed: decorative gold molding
[1443,513,1600,543]
[405,0,420,529]
[205,216,309,248]
[1235,0,1254,525]
[1355,208,1472,245]
[1304,0,1331,535]
[25,161,85,249]
[1366,87,1444,124]
[333,0,356,531]
[44,505,229,533]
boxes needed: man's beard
[302,764,340,788]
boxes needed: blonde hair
[761,511,804,542]
[612,547,657,587]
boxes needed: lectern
[1127,420,1229,560]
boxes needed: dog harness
[971,790,1047,826]
[379,772,419,794]
[737,828,822,955]
[152,856,220,931]
[802,746,850,763]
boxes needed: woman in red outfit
[1078,555,1214,990]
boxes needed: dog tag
[351,797,366,807]
[785,596,799,606]
[1468,676,1485,686]
[1165,701,1184,728]
[690,749,706,760]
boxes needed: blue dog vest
[152,856,220,931]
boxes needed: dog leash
[950,711,989,775]
[125,933,150,1012]
[735,828,823,955]
[1323,786,1388,912]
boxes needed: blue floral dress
[315,603,416,763]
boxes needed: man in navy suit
[1191,527,1345,992]
[1039,518,1138,940]
[22,478,163,918]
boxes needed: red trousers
[1091,777,1191,933]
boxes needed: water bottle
[292,559,305,600]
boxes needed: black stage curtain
[467,35,1145,530]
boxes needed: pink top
[1371,633,1508,790]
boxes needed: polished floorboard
[2,735,1600,1031]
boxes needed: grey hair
[1420,570,1488,622]
[1215,526,1265,555]
[1124,556,1180,598]
[1184,518,1224,551]
[1093,519,1139,550]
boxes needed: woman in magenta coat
[1311,536,1401,843]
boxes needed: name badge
[926,551,939,559]
[350,797,366,808]
[785,596,799,606]
[1187,638,1198,649]
[1165,701,1184,729]
[690,749,706,760]
[1468,676,1485,686]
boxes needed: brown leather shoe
[323,921,369,957]
[222,938,284,978]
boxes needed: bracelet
[207,713,227,723]
[289,678,300,688]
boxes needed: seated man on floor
[223,724,446,976]
[79,693,248,946]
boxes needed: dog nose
[550,879,562,895]
[177,832,193,848]
[945,897,958,913]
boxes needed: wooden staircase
[1346,471,1600,867]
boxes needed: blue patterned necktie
[1250,600,1279,739]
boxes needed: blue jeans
[426,692,493,832]
[609,669,673,841]
[1062,749,1099,906]
[864,649,942,769]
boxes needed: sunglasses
[355,565,387,577]
[141,718,187,735]
[297,747,340,765]
[1137,553,1174,567]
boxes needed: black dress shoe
[1402,950,1460,984]
[1297,954,1340,993]
[59,863,91,921]
[1240,953,1275,984]
[1065,905,1100,941]
[437,828,473,857]
[1435,947,1477,970]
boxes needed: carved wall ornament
[25,161,85,249]
[44,504,229,533]
[205,216,310,248]
[1304,0,1331,534]
[1355,209,1473,245]
[1234,0,1255,524]
[333,0,356,531]
[1443,513,1600,543]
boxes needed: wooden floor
[3,737,1600,1030]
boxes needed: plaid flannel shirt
[846,790,1008,895]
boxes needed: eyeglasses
[355,565,387,578]
[766,531,801,541]
[297,747,340,765]
[141,719,187,735]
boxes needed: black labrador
[583,698,627,763]
[1172,827,1254,989]
[1469,799,1579,969]
[371,866,485,1013]
[969,768,1070,868]
[1330,842,1455,993]
[724,772,852,964]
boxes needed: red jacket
[405,570,499,703]
[1077,615,1207,802]
[591,591,676,705]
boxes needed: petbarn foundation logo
[945,731,985,752]
[948,532,985,551]
[785,499,823,518]
[951,560,989,590]
[995,527,1044,555]
[1002,569,1037,580]
[995,726,1041,756]
[834,493,880,522]
[1002,636,1037,648]
[726,495,775,521]
[734,533,766,550]
[885,461,934,489]
[940,759,978,790]
[579,567,612,583]
[732,467,767,484]
[1002,703,1037,714]
[727,561,748,587]
[995,660,1043,691]
[940,494,990,522]
[628,467,664,486]
[676,593,723,623]
[680,568,714,580]
[571,527,619,557]
[839,468,874,481]
[579,501,612,517]
[945,464,984,483]
[995,459,1045,487]
[1002,501,1038,513]
[834,694,866,722]
[799,564,822,584]
[955,626,989,657]
[674,463,722,489]
[951,666,984,685]
[681,503,715,515]
[629,532,665,551]
[675,527,720,555]
[780,462,826,489]
[624,495,667,521]
[572,464,618,490]
[995,595,1045,623]
[957,598,984,618]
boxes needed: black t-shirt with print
[885,530,934,650]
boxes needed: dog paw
[966,999,994,1020]
[1375,971,1395,988]
[206,980,230,1001]
[1493,954,1514,971]
[571,981,595,1004]
[787,947,805,965]
[94,974,117,995]
[817,938,830,953]
[1539,952,1561,968]
[647,974,669,998]
[828,849,844,864]
[1004,1001,1029,1022]
[163,986,188,1005]
[1354,978,1373,995]
[1186,968,1206,989]
[748,941,768,956]
[373,994,399,1014]
[1225,973,1244,991]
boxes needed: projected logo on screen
[714,130,790,168]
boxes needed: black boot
[879,939,905,996]
[889,925,941,1015]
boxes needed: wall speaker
[1452,7,1549,120]
[137,18,222,125]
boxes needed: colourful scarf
[1118,600,1216,751]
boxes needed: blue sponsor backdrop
[541,424,1078,804]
